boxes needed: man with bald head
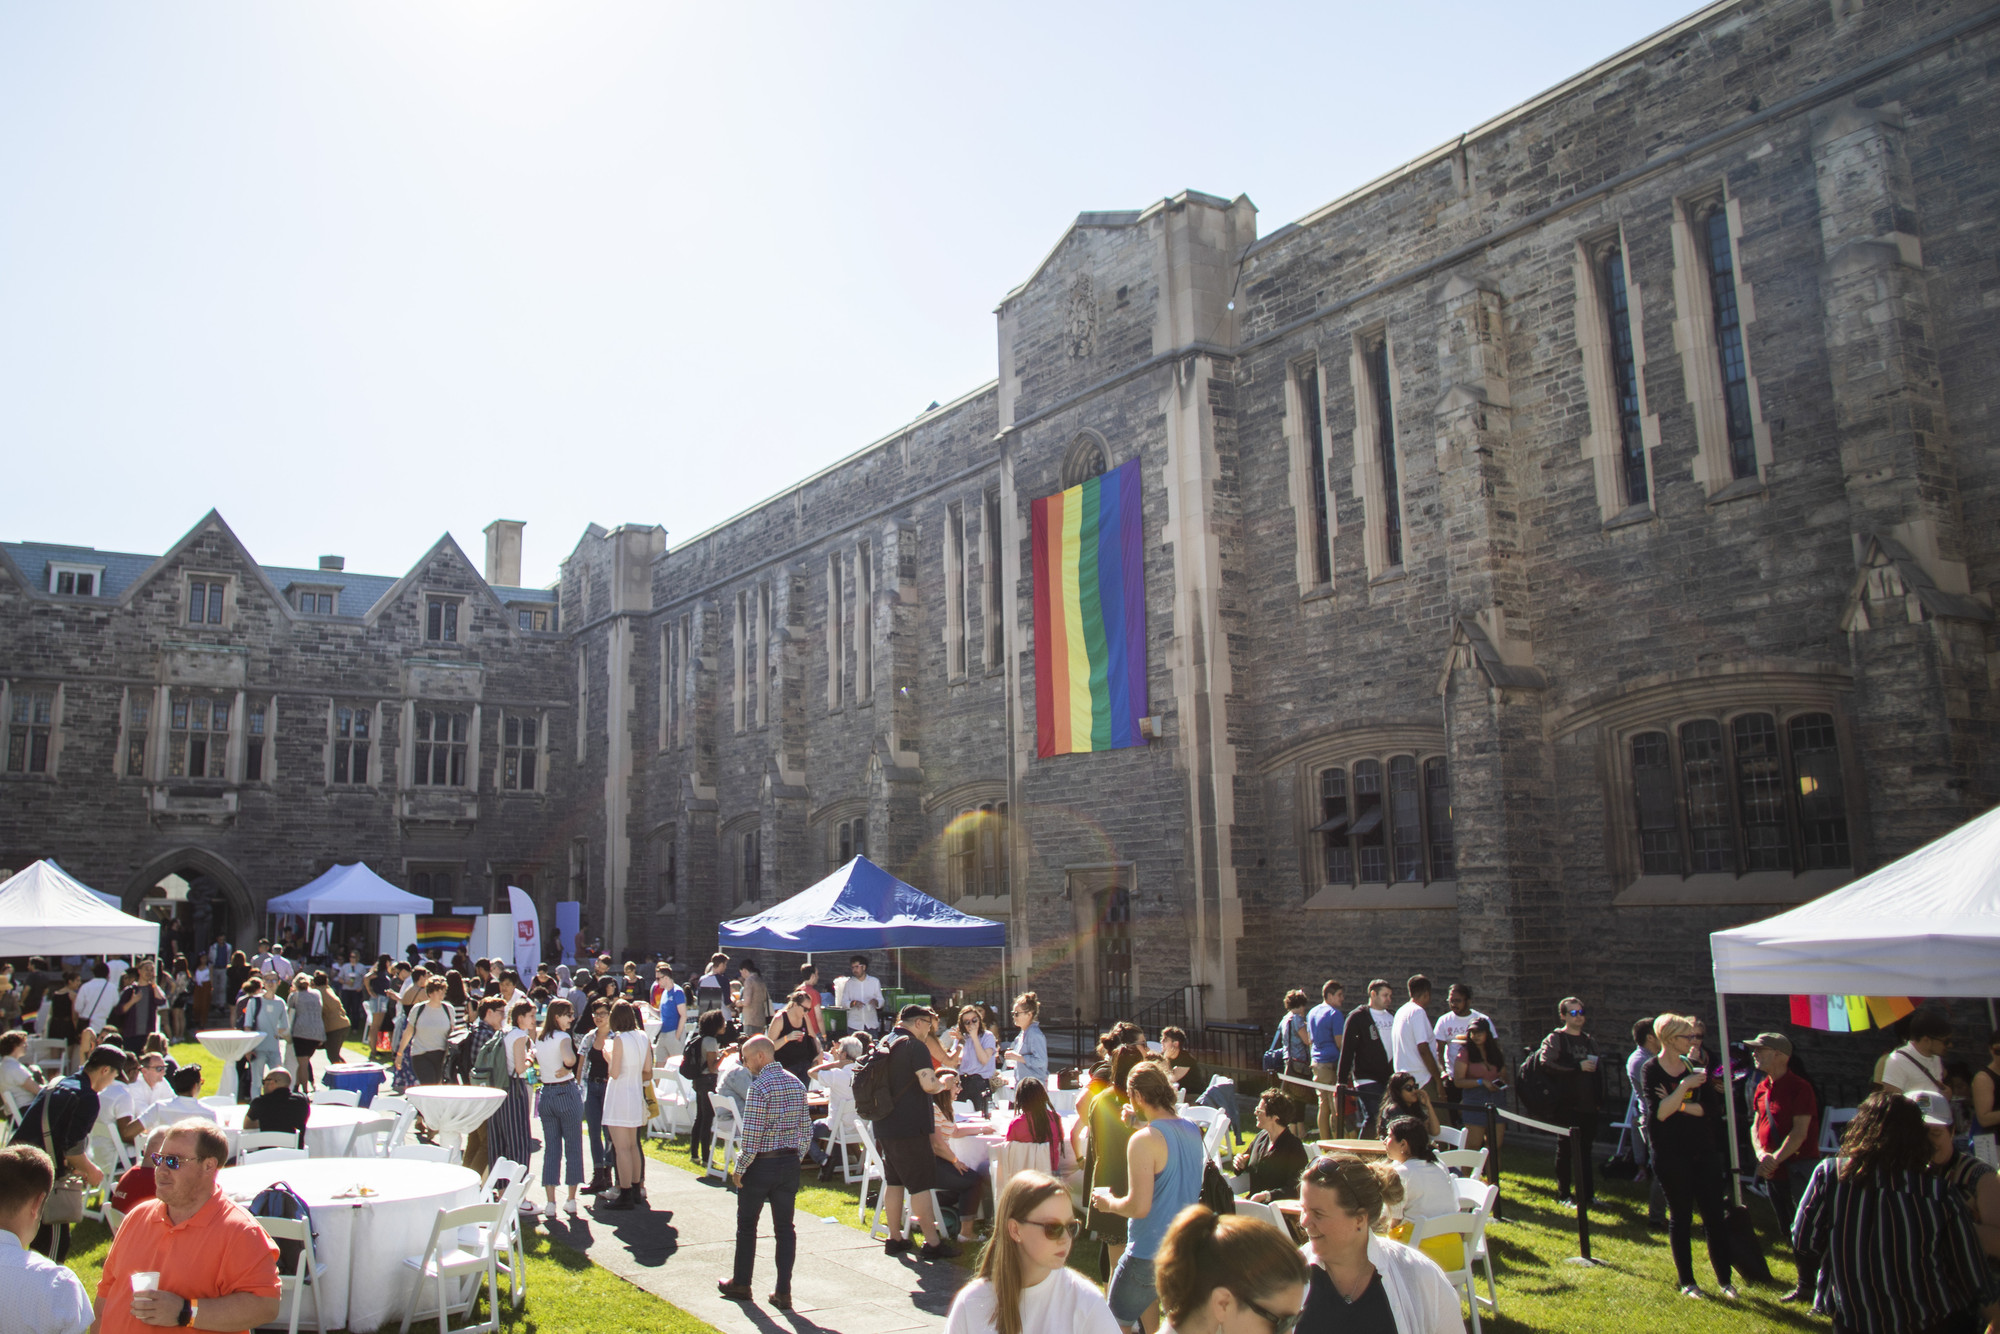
[716,1034,811,1309]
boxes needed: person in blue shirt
[652,965,687,1062]
[1306,980,1347,1142]
[1005,991,1049,1089]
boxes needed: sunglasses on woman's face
[1021,1217,1081,1241]
[1243,1295,1303,1334]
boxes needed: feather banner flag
[1788,993,1918,1032]
[1031,459,1149,758]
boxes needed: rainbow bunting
[1030,459,1149,758]
[416,916,475,950]
[1786,994,1921,1032]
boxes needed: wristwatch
[176,1297,197,1327]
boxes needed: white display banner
[508,886,540,976]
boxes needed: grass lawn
[648,1124,1819,1333]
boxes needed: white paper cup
[131,1272,160,1293]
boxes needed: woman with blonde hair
[1153,1204,1307,1334]
[1295,1153,1464,1333]
[944,1170,1119,1334]
[1639,1012,1735,1299]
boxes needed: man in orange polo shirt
[91,1119,279,1333]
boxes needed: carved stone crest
[1065,273,1096,360]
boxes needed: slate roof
[2,541,558,611]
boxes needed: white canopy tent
[0,860,161,957]
[1708,803,2000,1199]
[265,862,434,918]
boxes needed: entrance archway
[124,848,257,959]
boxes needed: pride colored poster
[1030,458,1148,758]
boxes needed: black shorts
[879,1134,938,1193]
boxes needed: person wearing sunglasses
[1535,996,1604,1209]
[1153,1202,1307,1334]
[944,1169,1119,1334]
[1295,1153,1463,1333]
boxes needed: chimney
[483,519,525,587]
[318,555,345,572]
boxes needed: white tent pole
[1715,990,1743,1207]
[897,948,903,989]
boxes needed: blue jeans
[731,1154,800,1292]
[1107,1250,1159,1324]
[584,1080,609,1175]
[538,1080,585,1187]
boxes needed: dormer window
[48,565,103,597]
[426,597,460,643]
[297,590,338,615]
[187,579,228,625]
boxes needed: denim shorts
[1106,1249,1158,1324]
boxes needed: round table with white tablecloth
[217,1103,391,1159]
[196,1029,265,1100]
[219,1156,481,1334]
[403,1084,504,1158]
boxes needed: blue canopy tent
[719,856,1005,986]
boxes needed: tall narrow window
[660,624,675,750]
[660,839,677,906]
[1352,759,1386,882]
[169,694,229,779]
[677,613,692,746]
[502,714,539,791]
[755,585,770,728]
[332,704,371,785]
[1368,339,1402,568]
[1789,713,1851,869]
[125,694,150,778]
[1732,713,1790,871]
[1423,757,1455,879]
[945,504,968,678]
[1388,756,1423,881]
[576,647,590,762]
[856,543,874,701]
[1631,732,1681,874]
[740,830,762,901]
[984,491,1005,668]
[413,709,468,787]
[826,553,845,708]
[246,702,267,781]
[1299,363,1333,585]
[426,598,459,643]
[1679,719,1733,873]
[1601,247,1649,507]
[187,580,225,625]
[733,593,747,732]
[6,689,54,774]
[1702,208,1757,480]
[1317,767,1352,885]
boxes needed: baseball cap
[1745,1032,1793,1056]
[1909,1090,1954,1128]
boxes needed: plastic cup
[131,1272,160,1293]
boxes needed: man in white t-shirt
[1430,983,1495,1072]
[74,965,118,1034]
[1390,975,1443,1090]
[1877,1009,1953,1096]
[268,948,295,983]
[833,956,884,1035]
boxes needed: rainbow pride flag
[1030,459,1148,758]
[1788,993,1917,1032]
[416,916,476,950]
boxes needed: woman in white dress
[599,998,653,1212]
[944,1170,1120,1334]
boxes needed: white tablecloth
[220,1157,480,1334]
[949,1129,1007,1171]
[217,1104,390,1159]
[404,1084,504,1155]
[196,1030,264,1100]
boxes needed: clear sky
[1,1,1704,589]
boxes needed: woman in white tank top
[533,999,587,1218]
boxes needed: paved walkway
[525,1148,954,1334]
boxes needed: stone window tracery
[412,708,469,787]
[946,802,1009,901]
[1313,751,1452,887]
[169,693,230,779]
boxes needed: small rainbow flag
[1788,994,1917,1032]
[416,916,476,950]
[1030,459,1149,758]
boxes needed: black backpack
[446,1025,483,1084]
[1516,1041,1560,1121]
[680,1034,708,1082]
[849,1033,916,1122]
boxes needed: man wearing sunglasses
[93,1120,281,1333]
[1536,996,1605,1209]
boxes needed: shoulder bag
[38,1094,86,1226]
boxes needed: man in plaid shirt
[717,1035,812,1309]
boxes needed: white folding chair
[706,1095,742,1179]
[467,1166,531,1312]
[239,1130,304,1156]
[824,1091,865,1184]
[375,1105,419,1156]
[389,1143,454,1163]
[852,1121,910,1239]
[103,1202,126,1235]
[347,1114,395,1158]
[399,1202,503,1334]
[27,1039,66,1078]
[1200,1114,1234,1172]
[243,1147,310,1164]
[991,1140,1045,1203]
[309,1088,360,1107]
[1409,1212,1486,1333]
[1433,1125,1466,1149]
[257,1214,328,1334]
[1437,1147,1488,1178]
[1179,1105,1222,1134]
[0,1090,20,1127]
[1819,1106,1858,1154]
[1452,1178,1501,1317]
[371,1094,414,1121]
[1231,1196,1285,1232]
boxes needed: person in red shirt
[93,1119,280,1333]
[106,1128,170,1217]
[1748,1031,1820,1305]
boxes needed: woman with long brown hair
[1005,1078,1072,1176]
[1153,1204,1307,1334]
[1375,1072,1440,1138]
[943,1170,1119,1334]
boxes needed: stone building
[5,0,1996,1054]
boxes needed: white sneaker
[542,1200,558,1220]
[563,1198,579,1217]
[521,1198,541,1215]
